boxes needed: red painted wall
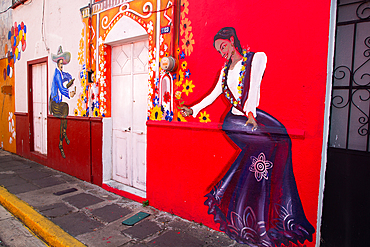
[15,113,31,159]
[147,0,332,246]
[15,114,102,186]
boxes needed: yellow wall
[0,58,16,153]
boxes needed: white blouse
[191,52,267,118]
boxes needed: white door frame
[28,57,48,156]
[316,0,337,246]
[102,16,149,199]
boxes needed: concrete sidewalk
[0,150,243,247]
[0,204,47,246]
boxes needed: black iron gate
[321,1,370,246]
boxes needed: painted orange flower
[180,18,192,36]
[181,0,189,19]
[149,106,163,121]
[78,37,84,65]
[199,111,211,123]
[182,32,195,56]
[182,79,195,96]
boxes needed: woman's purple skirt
[204,109,315,247]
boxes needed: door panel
[32,63,47,155]
[133,136,146,191]
[111,38,148,192]
[321,1,370,246]
[113,130,131,185]
[133,73,149,133]
[321,148,370,247]
[112,73,132,185]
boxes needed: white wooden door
[111,39,149,192]
[32,63,47,155]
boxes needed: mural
[148,0,199,122]
[181,27,315,246]
[86,0,157,118]
[78,0,196,122]
[49,46,76,158]
[0,58,16,153]
[0,21,27,153]
[4,21,27,82]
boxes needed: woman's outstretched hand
[179,106,193,117]
[245,112,258,131]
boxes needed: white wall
[0,0,13,59]
[13,0,88,113]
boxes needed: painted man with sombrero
[50,46,76,158]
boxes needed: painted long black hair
[213,27,243,75]
[213,27,243,59]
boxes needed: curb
[0,186,86,247]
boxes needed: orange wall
[0,57,16,153]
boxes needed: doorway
[321,1,370,246]
[29,58,48,155]
[111,38,149,194]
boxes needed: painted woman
[180,27,315,246]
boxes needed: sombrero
[51,46,71,65]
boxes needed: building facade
[2,0,369,246]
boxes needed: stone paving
[0,150,246,247]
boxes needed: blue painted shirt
[50,68,72,103]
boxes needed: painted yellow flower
[149,106,163,120]
[177,69,185,86]
[182,79,195,96]
[181,61,187,70]
[80,93,86,101]
[182,32,195,56]
[93,108,100,117]
[180,18,192,36]
[81,78,86,88]
[74,109,79,116]
[175,91,182,100]
[175,80,183,87]
[177,111,187,122]
[181,0,189,19]
[199,111,211,123]
[81,109,87,117]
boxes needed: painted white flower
[8,112,16,144]
[147,21,153,33]
[249,152,273,182]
